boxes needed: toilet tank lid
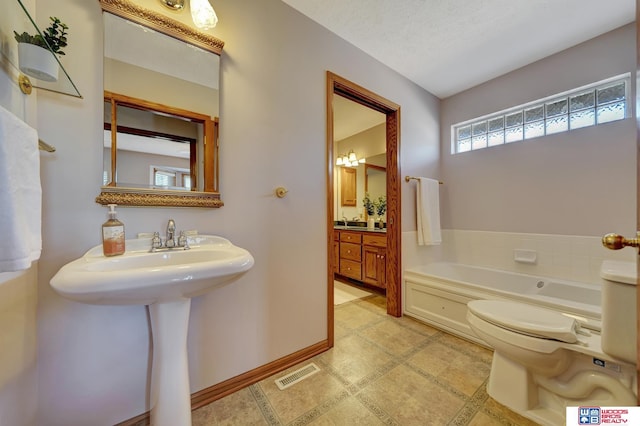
[467,300,579,343]
[601,260,637,285]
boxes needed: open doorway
[332,97,386,305]
[326,71,401,347]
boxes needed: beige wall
[113,149,190,186]
[0,269,38,426]
[0,0,39,424]
[104,57,219,117]
[33,0,440,424]
[439,24,636,236]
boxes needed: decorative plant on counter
[363,194,387,218]
[376,196,387,217]
[14,16,69,56]
[363,193,376,216]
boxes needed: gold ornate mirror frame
[98,0,223,54]
[96,0,224,208]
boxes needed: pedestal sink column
[149,298,192,426]
[48,235,255,424]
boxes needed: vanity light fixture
[159,0,185,11]
[190,0,218,29]
[159,0,218,30]
[335,150,365,167]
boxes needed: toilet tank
[600,260,637,364]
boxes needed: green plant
[14,17,69,56]
[362,193,376,216]
[375,195,387,216]
[363,193,387,217]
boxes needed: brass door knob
[602,232,640,250]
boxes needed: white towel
[0,105,42,272]
[416,177,441,245]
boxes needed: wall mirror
[96,0,224,208]
[333,95,386,223]
[365,162,386,207]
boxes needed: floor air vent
[275,363,320,390]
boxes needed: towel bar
[405,176,443,184]
[38,139,56,152]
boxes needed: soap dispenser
[102,204,125,256]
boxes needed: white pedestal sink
[50,235,254,425]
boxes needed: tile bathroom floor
[191,295,539,425]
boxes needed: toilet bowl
[466,261,637,426]
[467,300,578,376]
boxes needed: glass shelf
[0,0,82,98]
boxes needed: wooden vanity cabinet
[362,234,387,289]
[335,230,386,289]
[338,231,362,280]
[333,230,340,274]
[340,167,357,206]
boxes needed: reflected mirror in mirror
[333,95,386,224]
[104,92,216,191]
[365,162,386,208]
[97,1,223,208]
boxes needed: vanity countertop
[334,225,386,233]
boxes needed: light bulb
[190,0,218,30]
[348,150,357,162]
[336,156,343,166]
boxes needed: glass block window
[451,74,630,154]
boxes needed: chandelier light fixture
[159,0,218,30]
[335,150,365,167]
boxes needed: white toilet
[466,260,637,426]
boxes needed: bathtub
[403,262,602,346]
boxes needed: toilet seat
[467,300,579,343]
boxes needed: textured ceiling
[282,0,635,98]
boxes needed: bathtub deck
[403,263,602,345]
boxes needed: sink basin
[50,234,254,426]
[50,235,254,305]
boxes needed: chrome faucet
[150,219,190,252]
[342,215,348,226]
[166,219,176,248]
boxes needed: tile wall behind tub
[404,230,636,284]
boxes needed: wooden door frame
[635,0,640,405]
[326,71,402,347]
